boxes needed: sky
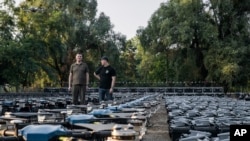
[14,0,166,39]
[96,0,166,39]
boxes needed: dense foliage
[0,0,126,91]
[0,0,249,92]
[137,0,250,92]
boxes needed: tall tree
[0,0,126,90]
[14,0,125,87]
[137,0,250,91]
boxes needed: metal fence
[0,81,223,93]
[0,86,224,99]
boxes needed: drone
[0,93,162,141]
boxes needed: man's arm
[94,72,100,80]
[68,72,72,90]
[110,76,116,93]
[86,72,89,86]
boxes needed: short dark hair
[101,56,109,62]
[76,50,83,54]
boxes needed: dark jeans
[99,88,113,102]
[72,84,86,105]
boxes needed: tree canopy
[0,0,126,91]
[0,0,249,92]
[137,0,250,92]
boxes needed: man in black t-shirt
[94,56,116,102]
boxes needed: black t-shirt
[95,65,116,89]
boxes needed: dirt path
[142,102,171,141]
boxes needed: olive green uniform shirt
[70,62,89,85]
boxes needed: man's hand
[68,87,71,92]
[109,88,113,93]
